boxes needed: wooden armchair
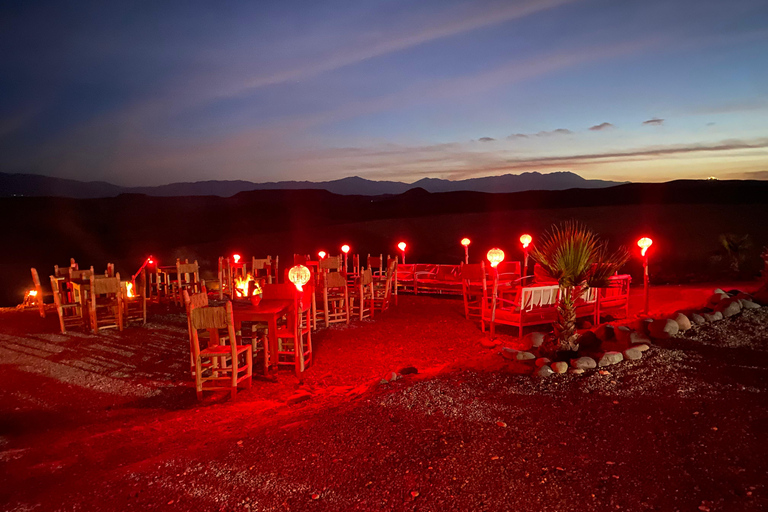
[183,290,210,377]
[319,271,350,327]
[187,299,252,400]
[350,268,374,320]
[89,273,124,333]
[49,275,85,332]
[262,283,312,376]
[30,268,46,318]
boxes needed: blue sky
[1,0,767,186]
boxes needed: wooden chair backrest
[352,254,360,274]
[177,259,199,275]
[252,256,271,270]
[190,304,232,330]
[324,271,347,289]
[70,268,93,281]
[187,291,209,309]
[91,274,121,295]
[319,256,342,271]
[461,263,485,282]
[360,267,373,286]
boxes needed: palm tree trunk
[555,286,580,352]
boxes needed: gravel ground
[1,296,767,511]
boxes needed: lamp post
[398,241,407,264]
[461,238,471,264]
[341,244,350,272]
[637,237,653,315]
[486,248,505,338]
[519,234,532,277]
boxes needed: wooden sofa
[483,283,597,338]
[414,264,462,295]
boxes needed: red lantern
[486,248,505,268]
[288,265,311,292]
[637,237,653,257]
[461,238,471,247]
[341,245,350,254]
[519,234,532,249]
[318,251,327,259]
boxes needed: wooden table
[232,299,293,375]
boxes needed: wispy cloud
[642,118,664,125]
[300,137,768,183]
[537,128,573,136]
[589,122,614,131]
[478,137,496,142]
[225,0,580,96]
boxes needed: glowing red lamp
[341,244,350,272]
[637,236,653,315]
[318,251,327,260]
[288,265,311,292]
[637,237,653,257]
[486,248,505,268]
[520,234,532,276]
[519,234,532,249]
[461,238,471,264]
[397,241,407,264]
[233,254,241,264]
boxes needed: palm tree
[530,221,629,353]
[719,233,751,274]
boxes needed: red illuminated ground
[1,285,767,511]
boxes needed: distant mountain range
[0,171,626,198]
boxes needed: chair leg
[195,356,204,401]
[246,347,253,387]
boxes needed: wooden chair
[89,273,124,333]
[460,262,486,320]
[121,269,147,325]
[252,256,278,284]
[187,299,252,400]
[172,259,203,306]
[350,267,374,320]
[183,289,214,377]
[29,268,46,318]
[372,259,396,313]
[319,271,350,327]
[49,275,85,332]
[262,283,312,376]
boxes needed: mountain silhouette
[0,171,625,198]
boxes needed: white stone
[598,351,624,366]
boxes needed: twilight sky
[1,0,767,186]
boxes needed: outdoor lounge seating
[595,274,632,322]
[414,264,462,295]
[483,281,597,338]
[460,262,487,320]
